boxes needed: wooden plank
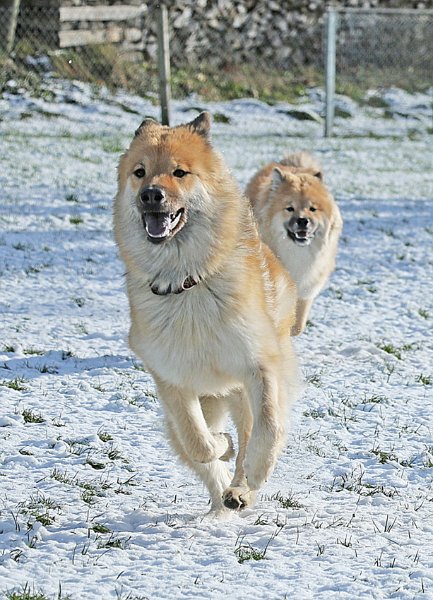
[60,5,146,23]
[59,27,123,48]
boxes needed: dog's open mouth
[142,208,185,243]
[287,229,314,246]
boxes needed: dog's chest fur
[271,226,331,299]
[128,277,254,395]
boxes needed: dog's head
[267,167,336,247]
[117,112,221,245]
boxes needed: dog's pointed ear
[135,117,158,137]
[188,112,211,141]
[271,167,285,191]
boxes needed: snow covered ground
[1,81,433,599]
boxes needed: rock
[277,107,323,122]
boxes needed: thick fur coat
[246,152,343,335]
[113,113,300,515]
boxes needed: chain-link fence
[0,3,162,97]
[0,2,325,105]
[1,3,432,134]
[324,8,433,135]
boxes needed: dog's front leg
[223,390,256,511]
[291,297,314,336]
[156,381,233,464]
[243,366,286,492]
[222,368,285,511]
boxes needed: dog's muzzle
[286,217,315,245]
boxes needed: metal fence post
[324,8,337,137]
[156,3,171,126]
[4,0,21,53]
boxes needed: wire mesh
[333,9,433,91]
[0,4,159,93]
[1,4,432,110]
[0,3,324,103]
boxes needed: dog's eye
[286,207,294,212]
[173,169,187,178]
[310,206,317,212]
[133,167,146,178]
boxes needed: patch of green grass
[377,342,417,360]
[269,490,303,510]
[1,377,28,391]
[22,409,45,424]
[65,193,79,203]
[364,95,389,108]
[371,446,400,465]
[97,534,130,550]
[330,467,398,498]
[418,308,430,319]
[19,493,60,528]
[2,45,321,104]
[361,394,387,405]
[65,439,92,457]
[98,431,113,442]
[92,523,111,534]
[170,63,317,103]
[235,543,268,564]
[81,489,97,505]
[102,139,124,153]
[213,112,231,123]
[69,215,83,225]
[51,469,75,485]
[5,588,49,600]
[234,528,281,564]
[107,447,125,462]
[23,348,45,356]
[377,343,402,360]
[416,373,432,386]
[51,468,112,502]
[5,583,73,600]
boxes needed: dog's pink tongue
[145,213,171,238]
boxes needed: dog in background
[246,152,343,336]
[114,113,301,516]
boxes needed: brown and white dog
[246,152,343,335]
[113,113,301,516]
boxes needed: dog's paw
[290,324,303,336]
[222,486,256,511]
[218,432,235,462]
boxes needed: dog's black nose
[140,187,165,205]
[297,217,309,228]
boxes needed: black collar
[150,275,198,296]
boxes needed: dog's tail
[280,151,323,178]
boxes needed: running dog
[246,152,343,335]
[114,113,301,516]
